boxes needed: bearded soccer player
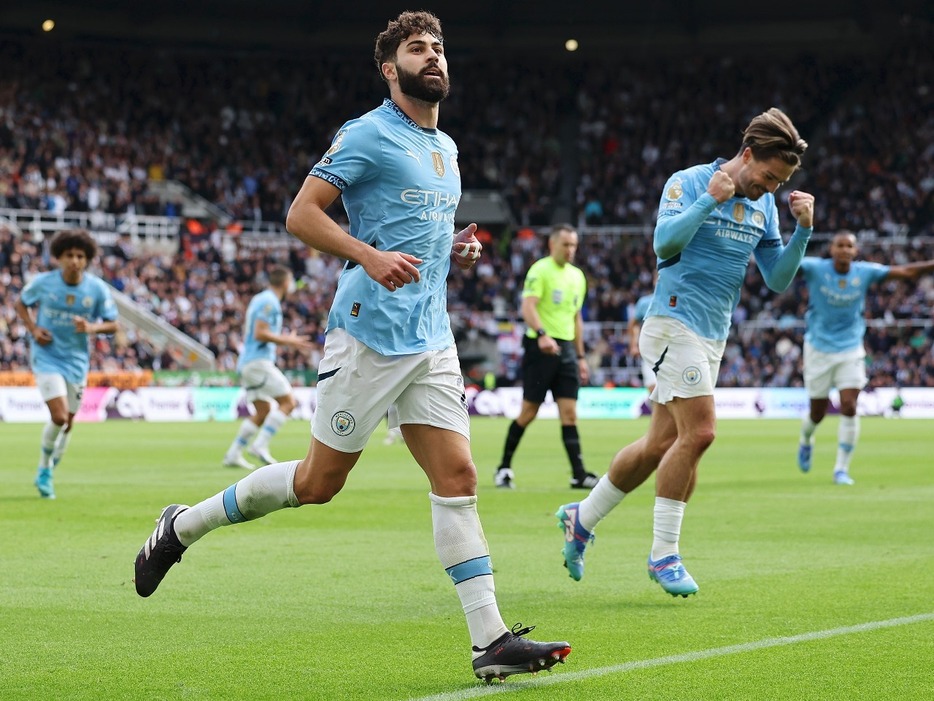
[134,10,570,683]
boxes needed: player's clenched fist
[788,190,814,228]
[452,222,482,270]
[707,170,735,203]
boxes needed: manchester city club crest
[682,367,702,385]
[331,411,356,436]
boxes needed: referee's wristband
[536,328,547,338]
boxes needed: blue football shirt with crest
[20,270,118,383]
[309,98,459,356]
[799,257,889,353]
[648,158,809,341]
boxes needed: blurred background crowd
[0,7,931,390]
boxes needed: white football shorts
[36,373,85,413]
[803,341,866,398]
[312,328,470,453]
[639,316,724,404]
[641,357,656,389]
[240,359,293,403]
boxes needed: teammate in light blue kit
[797,231,934,484]
[558,108,813,596]
[222,265,314,470]
[135,11,570,683]
[15,229,118,499]
[628,270,657,393]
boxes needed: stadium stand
[1,11,930,389]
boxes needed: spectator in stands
[796,231,934,484]
[14,229,118,499]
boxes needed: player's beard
[397,64,450,104]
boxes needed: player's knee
[838,400,858,416]
[685,425,716,454]
[291,462,342,505]
[49,411,69,426]
[278,396,298,415]
[434,460,477,496]
[293,479,338,505]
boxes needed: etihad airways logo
[400,189,459,208]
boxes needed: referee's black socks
[562,425,586,477]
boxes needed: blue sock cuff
[223,485,247,524]
[445,555,492,585]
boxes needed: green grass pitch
[1,417,932,700]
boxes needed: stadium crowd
[1,23,931,389]
[3,221,932,388]
[1,25,930,235]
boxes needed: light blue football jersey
[647,159,811,341]
[238,289,283,370]
[20,270,118,384]
[309,99,459,355]
[799,257,889,353]
[633,294,652,323]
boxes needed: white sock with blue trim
[39,422,63,468]
[226,420,258,459]
[51,429,72,466]
[252,409,287,451]
[173,460,300,547]
[429,492,508,651]
[835,415,859,473]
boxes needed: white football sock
[429,492,508,652]
[173,460,300,546]
[227,420,258,458]
[800,415,818,444]
[39,422,63,469]
[651,496,686,562]
[252,409,287,451]
[835,415,859,473]
[51,429,72,466]
[577,474,626,532]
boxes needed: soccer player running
[556,108,813,596]
[15,229,118,499]
[222,265,315,470]
[796,231,934,485]
[494,225,597,490]
[135,10,570,683]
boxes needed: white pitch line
[409,612,934,701]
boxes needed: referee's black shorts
[521,336,580,404]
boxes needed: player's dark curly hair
[374,11,443,82]
[740,108,808,167]
[50,229,98,260]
